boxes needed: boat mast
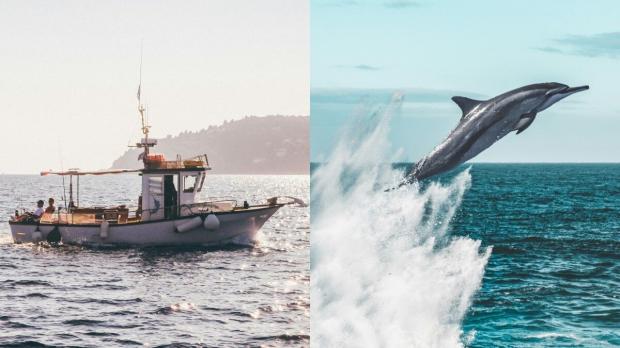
[136,44,155,164]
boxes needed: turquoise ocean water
[452,163,620,347]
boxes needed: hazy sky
[0,0,308,174]
[311,0,620,163]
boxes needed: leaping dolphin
[402,82,589,184]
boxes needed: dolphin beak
[537,84,589,112]
[564,85,589,94]
[545,85,589,96]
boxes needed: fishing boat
[8,79,305,247]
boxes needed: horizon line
[310,161,620,165]
[0,172,311,176]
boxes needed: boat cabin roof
[41,169,141,176]
[41,167,210,177]
[41,154,210,177]
[141,167,209,175]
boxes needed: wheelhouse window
[183,175,198,193]
[197,172,205,192]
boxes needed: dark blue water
[0,174,309,347]
[447,164,619,347]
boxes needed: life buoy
[100,220,109,239]
[203,214,220,230]
[175,216,203,233]
[32,223,42,242]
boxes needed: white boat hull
[9,206,280,247]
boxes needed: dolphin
[402,82,589,184]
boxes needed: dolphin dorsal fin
[452,96,482,119]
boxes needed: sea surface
[0,174,309,347]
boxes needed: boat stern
[8,222,46,244]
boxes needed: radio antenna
[137,40,148,137]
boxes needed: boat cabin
[35,152,240,226]
[139,153,211,221]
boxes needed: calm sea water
[451,164,620,347]
[0,174,309,347]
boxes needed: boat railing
[24,197,242,226]
[179,200,238,216]
[185,154,210,168]
[38,206,139,225]
[203,195,237,202]
[144,153,210,170]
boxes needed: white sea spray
[311,94,491,348]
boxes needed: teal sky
[311,0,620,163]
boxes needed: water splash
[311,94,491,348]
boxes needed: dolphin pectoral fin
[452,96,483,119]
[515,112,537,134]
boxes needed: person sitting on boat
[45,198,56,214]
[33,200,45,218]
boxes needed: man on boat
[45,198,56,214]
[33,200,45,218]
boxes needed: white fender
[100,220,109,239]
[32,231,42,242]
[203,214,220,230]
[175,216,203,233]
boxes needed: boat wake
[311,94,491,347]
